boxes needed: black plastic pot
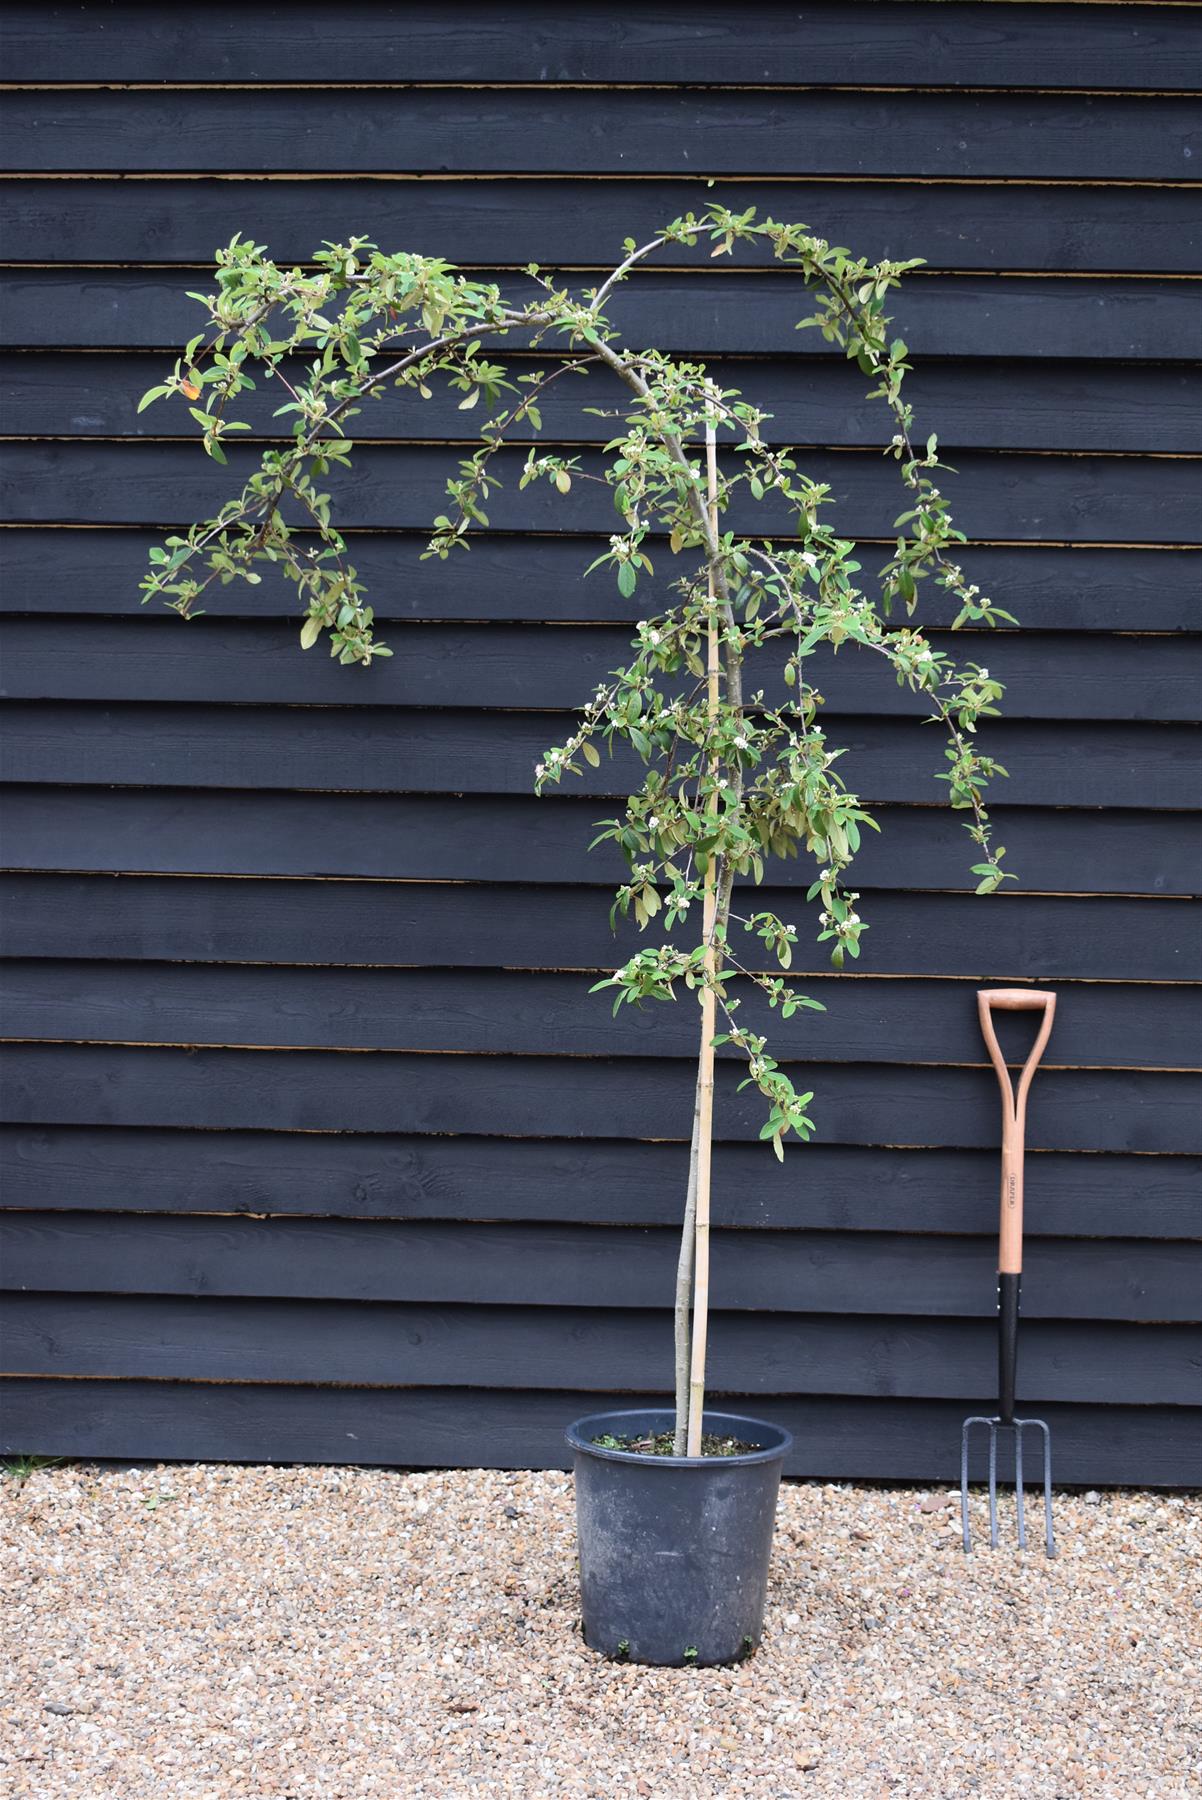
[565,1406,793,1667]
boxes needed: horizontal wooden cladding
[5,703,1196,810]
[7,443,1197,545]
[2,960,1196,1071]
[4,1293,1197,1407]
[1,1378,1192,1485]
[5,788,1194,898]
[6,533,1197,632]
[4,875,1196,984]
[6,88,1198,182]
[4,1126,1196,1239]
[3,1043,1197,1154]
[4,3,1197,92]
[7,271,1200,364]
[6,618,1197,723]
[4,1211,1197,1323]
[8,353,1199,456]
[3,179,1198,274]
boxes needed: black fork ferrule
[997,1271,1021,1426]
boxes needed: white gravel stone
[2,1464,1198,1798]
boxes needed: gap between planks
[1,263,1199,282]
[4,82,1201,97]
[2,1035,1197,1073]
[2,868,1196,904]
[8,172,1202,189]
[3,523,1197,551]
[9,433,1200,464]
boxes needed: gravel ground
[2,1463,1198,1799]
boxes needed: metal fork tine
[960,1418,974,1553]
[987,1424,999,1549]
[1031,1418,1056,1558]
[1014,1424,1027,1550]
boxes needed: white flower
[535,763,546,779]
[733,735,748,749]
[979,668,989,680]
[647,815,660,830]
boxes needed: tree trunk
[682,397,722,1457]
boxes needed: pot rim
[565,1406,793,1470]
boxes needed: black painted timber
[4,272,1201,364]
[2,1127,1196,1239]
[1,2,1198,1482]
[5,90,1197,182]
[0,1383,1192,1487]
[3,787,1197,897]
[5,442,1199,543]
[2,876,1196,982]
[3,179,1198,273]
[4,1294,1197,1406]
[3,1044,1198,1155]
[4,5,1199,90]
[4,617,1198,720]
[4,1212,1198,1322]
[8,353,1200,454]
[5,704,1195,810]
[3,532,1197,632]
[1,960,1196,1068]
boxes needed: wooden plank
[4,1211,1197,1322]
[3,1043,1197,1154]
[6,89,1196,182]
[2,960,1195,1070]
[4,1293,1194,1406]
[2,179,1196,273]
[8,352,1200,455]
[4,1125,1194,1239]
[3,4,1196,91]
[4,531,1196,632]
[5,441,1198,545]
[4,875,1195,984]
[4,787,1193,898]
[2,1379,1191,1484]
[5,271,1200,365]
[4,703,1196,809]
[5,617,1198,723]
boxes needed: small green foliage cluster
[2,1454,64,1489]
[139,203,1015,1155]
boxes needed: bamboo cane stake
[685,391,721,1458]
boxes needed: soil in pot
[591,1430,761,1458]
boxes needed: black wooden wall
[1,4,1199,1484]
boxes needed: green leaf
[299,617,322,650]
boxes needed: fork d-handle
[978,989,1056,1423]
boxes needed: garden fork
[960,988,1057,1557]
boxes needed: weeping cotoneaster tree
[139,204,1015,1457]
